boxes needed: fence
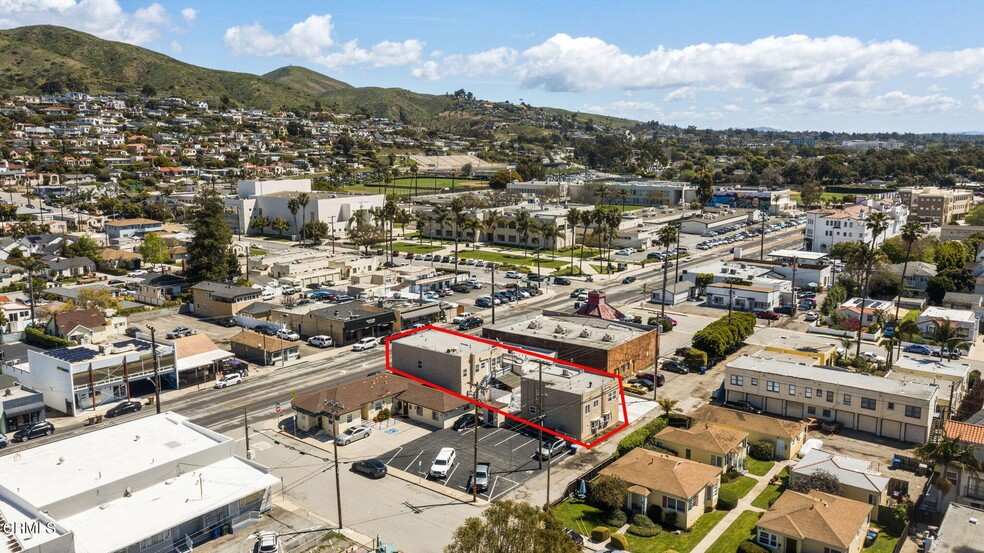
[229,511,262,534]
[554,455,620,507]
[806,325,880,341]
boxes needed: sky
[3,1,984,133]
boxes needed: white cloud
[180,7,196,23]
[974,75,984,90]
[580,100,663,119]
[169,39,182,53]
[224,14,423,71]
[0,0,174,44]
[859,91,960,114]
[412,47,517,80]
[723,104,741,112]
[974,95,984,112]
[663,87,695,102]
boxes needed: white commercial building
[570,180,697,207]
[0,412,277,553]
[225,178,384,237]
[804,200,908,253]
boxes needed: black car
[453,413,477,431]
[217,317,238,328]
[352,459,387,478]
[726,400,762,414]
[661,359,689,374]
[255,324,279,336]
[441,256,451,263]
[553,277,571,285]
[527,274,545,282]
[105,400,142,418]
[452,283,473,293]
[13,421,54,442]
[622,276,637,284]
[564,529,585,546]
[124,326,140,338]
[458,317,483,330]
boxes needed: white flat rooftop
[768,249,829,261]
[393,329,498,356]
[0,412,226,510]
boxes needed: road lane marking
[512,438,535,452]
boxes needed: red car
[633,371,666,387]
[405,252,415,259]
[755,310,780,320]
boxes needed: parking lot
[380,420,576,501]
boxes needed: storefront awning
[4,402,44,417]
[176,350,235,371]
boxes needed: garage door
[905,423,927,443]
[881,419,903,441]
[765,397,784,415]
[785,401,804,419]
[858,414,878,435]
[727,390,746,404]
[835,410,855,428]
[745,394,763,409]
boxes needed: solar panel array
[47,347,98,363]
[111,339,152,351]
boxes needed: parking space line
[443,464,459,486]
[385,446,403,466]
[486,476,499,500]
[403,450,423,472]
[493,433,518,447]
[478,428,504,442]
[512,438,536,452]
[489,477,521,501]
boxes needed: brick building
[481,312,656,376]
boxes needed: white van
[352,337,377,351]
[261,289,276,301]
[308,335,333,348]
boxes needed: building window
[905,405,922,419]
[584,404,590,415]
[888,402,895,410]
[766,381,779,393]
[140,529,172,550]
[843,394,851,406]
[861,397,876,410]
[663,497,685,512]
[529,406,537,415]
[417,361,423,369]
[593,399,599,408]
[808,406,816,415]
[757,530,778,548]
[432,411,439,421]
[750,378,758,386]
[826,391,834,402]
[239,490,264,508]
[730,375,743,386]
[608,390,617,402]
[689,494,698,510]
[788,384,796,396]
[346,413,353,423]
[805,387,812,398]
[816,388,822,397]
[374,401,383,410]
[415,406,423,416]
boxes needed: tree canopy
[186,190,232,283]
[137,232,169,264]
[444,500,581,553]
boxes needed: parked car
[527,273,545,282]
[429,448,456,478]
[105,400,142,418]
[12,421,54,442]
[458,317,483,330]
[505,271,523,279]
[453,413,477,431]
[942,348,965,359]
[661,359,689,374]
[124,326,140,337]
[275,329,300,341]
[255,531,280,553]
[474,297,493,308]
[860,351,887,363]
[214,373,243,388]
[452,283,473,293]
[570,288,587,298]
[755,310,780,320]
[553,277,572,285]
[352,337,378,351]
[624,383,650,395]
[903,344,933,355]
[564,529,585,546]
[308,335,333,348]
[535,437,568,460]
[127,269,148,277]
[352,459,387,478]
[622,276,637,284]
[634,372,666,387]
[336,425,372,445]
[218,317,238,327]
[452,312,476,324]
[725,400,762,414]
[254,323,279,336]
[804,311,819,322]
[469,462,491,493]
[166,326,195,339]
[0,433,7,448]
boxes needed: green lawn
[551,501,616,537]
[390,242,444,254]
[863,523,902,553]
[750,468,788,509]
[902,309,921,323]
[705,511,762,553]
[459,250,568,269]
[626,510,729,553]
[745,458,775,477]
[791,192,847,205]
[722,476,758,499]
[248,247,267,256]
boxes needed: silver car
[336,425,372,445]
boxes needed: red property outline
[383,325,629,449]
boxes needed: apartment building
[923,420,984,513]
[389,329,508,397]
[804,201,907,253]
[191,281,261,318]
[421,205,574,250]
[518,363,620,442]
[724,355,940,443]
[898,187,974,226]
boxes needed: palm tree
[931,319,972,361]
[350,208,368,229]
[296,193,310,243]
[287,197,300,239]
[616,188,629,212]
[463,215,485,248]
[20,258,46,326]
[593,184,610,208]
[856,211,891,358]
[449,197,467,273]
[484,209,506,246]
[515,209,533,255]
[410,163,419,198]
[892,221,926,355]
[413,211,430,244]
[382,199,398,263]
[530,221,544,277]
[565,208,581,275]
[657,398,681,418]
[578,209,592,276]
[915,430,982,494]
[604,209,622,274]
[657,224,678,317]
[432,205,450,243]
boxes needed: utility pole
[728,282,735,321]
[323,399,345,530]
[148,326,162,414]
[490,264,496,324]
[244,407,250,454]
[329,215,336,254]
[537,359,544,471]
[790,255,798,316]
[760,210,766,260]
[652,326,661,403]
[469,354,479,503]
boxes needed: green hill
[262,65,351,95]
[320,86,456,123]
[0,25,320,109]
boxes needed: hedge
[681,347,708,371]
[609,533,630,551]
[604,509,628,527]
[591,527,610,542]
[615,417,669,457]
[739,540,769,553]
[750,440,776,461]
[628,514,661,537]
[717,488,738,510]
[24,327,74,349]
[691,312,756,362]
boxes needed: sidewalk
[691,460,791,552]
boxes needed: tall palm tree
[382,199,398,263]
[432,205,450,243]
[484,209,506,246]
[616,188,629,212]
[350,208,368,229]
[589,207,609,273]
[529,221,544,277]
[856,211,891,358]
[413,211,430,244]
[287,197,300,240]
[892,221,926,359]
[565,208,581,275]
[604,209,622,274]
[657,224,678,317]
[593,184,610,208]
[931,319,972,361]
[515,209,533,255]
[915,430,982,494]
[20,258,46,326]
[578,209,592,276]
[539,220,563,261]
[296,193,310,243]
[463,215,485,248]
[449,197,466,273]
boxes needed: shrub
[692,312,756,362]
[374,408,391,422]
[24,327,74,349]
[646,504,662,523]
[738,540,769,553]
[750,440,776,461]
[609,533,630,551]
[591,476,629,513]
[647,316,659,326]
[681,347,708,372]
[717,489,738,510]
[628,514,661,537]
[603,509,628,527]
[590,526,610,542]
[615,417,669,457]
[721,470,741,483]
[663,510,679,528]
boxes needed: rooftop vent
[579,329,591,338]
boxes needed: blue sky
[4,1,984,133]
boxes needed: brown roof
[600,449,721,499]
[758,490,870,549]
[690,405,806,440]
[230,330,296,352]
[945,420,984,446]
[98,248,142,261]
[291,373,410,416]
[172,333,224,358]
[655,424,748,455]
[104,218,162,227]
[398,381,469,412]
[574,291,626,321]
[52,308,106,335]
